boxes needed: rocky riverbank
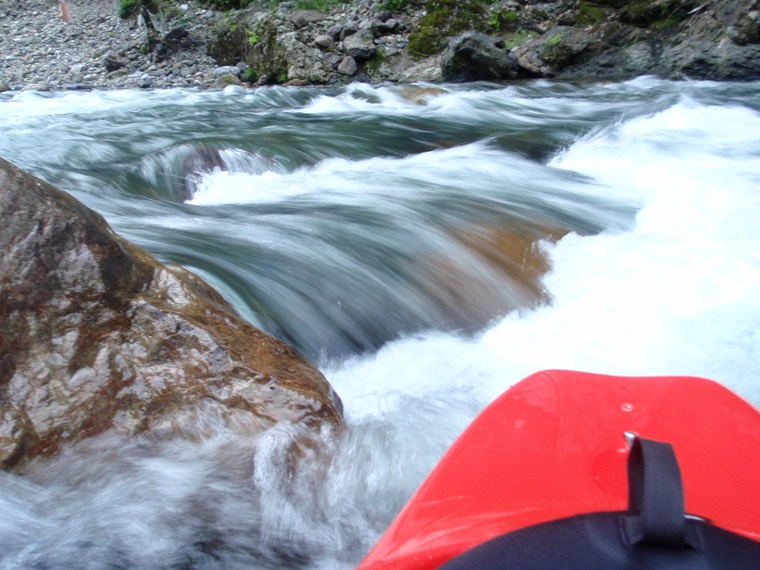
[0,0,222,90]
[1,0,759,91]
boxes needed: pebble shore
[0,0,223,91]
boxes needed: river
[1,77,759,568]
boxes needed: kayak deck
[357,370,760,570]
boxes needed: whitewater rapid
[0,78,759,569]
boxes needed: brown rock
[0,158,343,470]
[409,219,568,339]
[451,222,567,296]
[390,85,448,105]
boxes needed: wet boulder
[0,158,344,470]
[343,29,377,61]
[176,143,226,201]
[398,54,444,83]
[441,32,517,82]
[514,27,592,77]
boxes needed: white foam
[330,98,760,415]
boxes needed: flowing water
[1,77,759,568]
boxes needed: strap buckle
[620,436,703,551]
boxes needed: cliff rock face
[0,158,343,470]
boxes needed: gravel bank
[0,0,222,91]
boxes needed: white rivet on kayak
[621,403,634,412]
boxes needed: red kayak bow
[357,370,760,570]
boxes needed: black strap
[620,436,702,550]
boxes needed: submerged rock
[176,143,226,201]
[0,158,343,470]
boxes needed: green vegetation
[621,0,697,28]
[502,29,537,49]
[382,0,409,11]
[127,0,181,20]
[488,8,518,32]
[364,49,388,74]
[118,0,138,19]
[213,15,289,84]
[546,32,563,47]
[293,0,345,11]
[540,30,570,66]
[540,29,585,68]
[196,0,255,9]
[118,0,161,19]
[577,1,606,26]
[210,13,247,64]
[241,67,258,83]
[651,16,680,30]
[218,73,242,85]
[408,0,491,58]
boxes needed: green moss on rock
[577,1,607,25]
[210,15,249,64]
[621,0,698,28]
[247,18,289,82]
[539,27,591,68]
[488,8,519,32]
[218,73,243,86]
[364,49,388,74]
[408,0,491,58]
[502,29,538,49]
[211,14,288,84]
[241,66,258,83]
[652,16,680,30]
